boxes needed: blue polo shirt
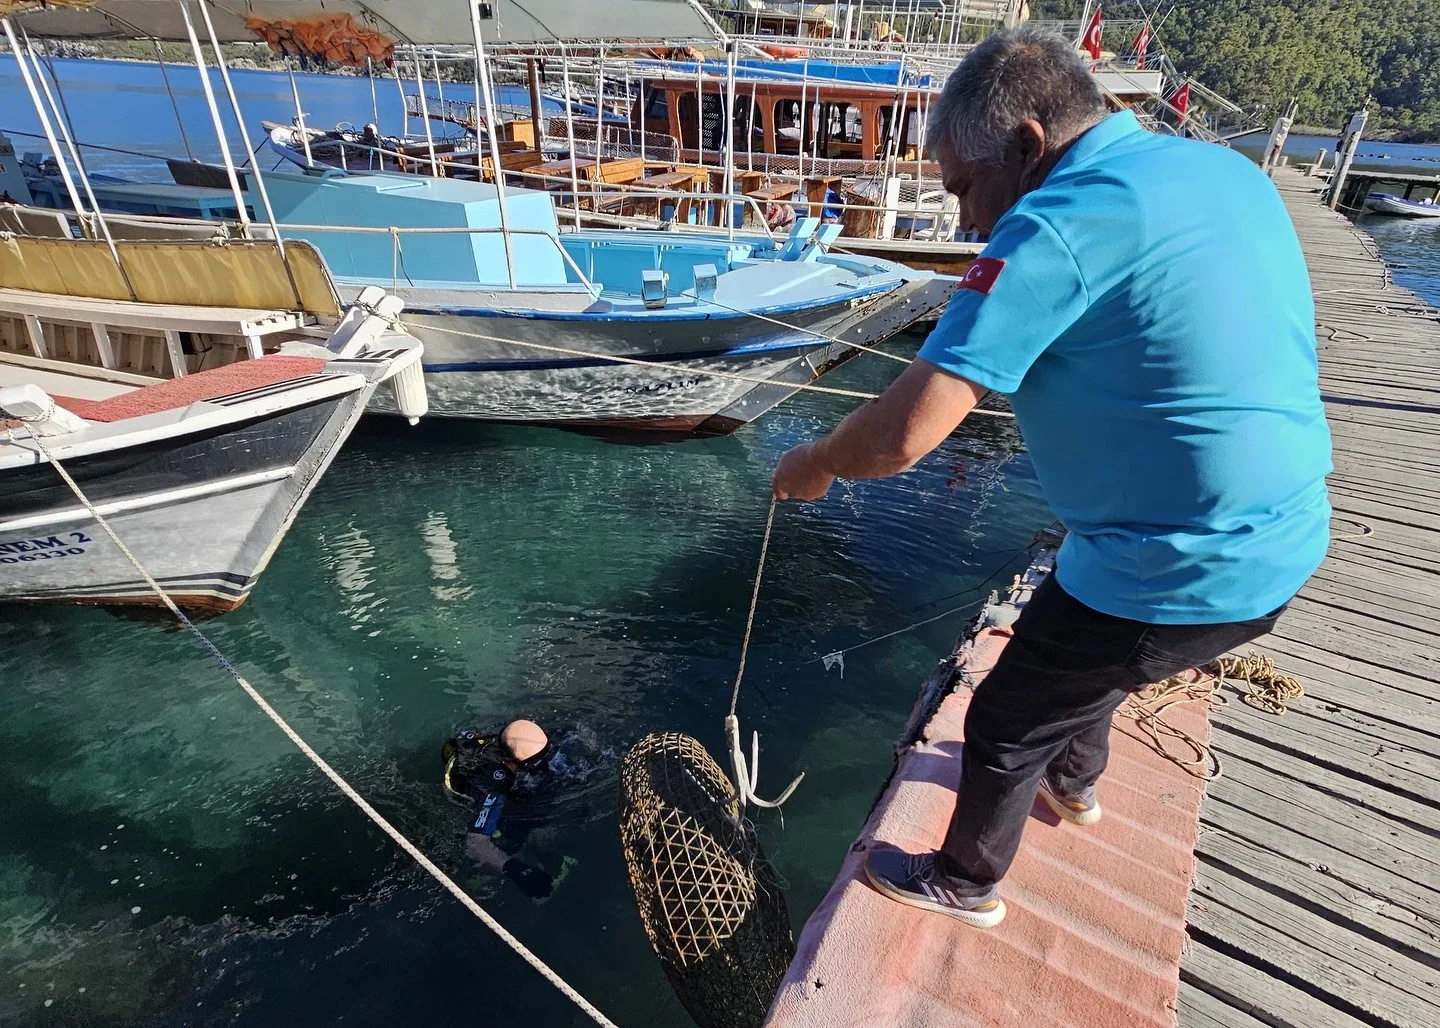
[920,111,1332,624]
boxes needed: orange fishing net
[245,13,393,67]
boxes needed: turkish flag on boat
[1082,6,1104,60]
[1133,21,1152,70]
[1171,81,1192,119]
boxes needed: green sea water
[4,55,1438,1028]
[0,343,1048,1026]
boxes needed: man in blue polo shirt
[772,27,1331,929]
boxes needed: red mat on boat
[766,626,1208,1028]
[55,356,327,423]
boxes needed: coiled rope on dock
[1117,652,1306,781]
[10,419,620,1028]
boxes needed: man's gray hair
[928,27,1107,166]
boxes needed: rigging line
[9,422,619,1028]
[798,540,1038,668]
[397,317,1016,415]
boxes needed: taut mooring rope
[724,496,803,810]
[12,424,619,1028]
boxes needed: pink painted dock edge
[765,623,1209,1028]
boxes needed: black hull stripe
[209,374,336,407]
[8,571,254,601]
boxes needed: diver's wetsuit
[443,732,555,898]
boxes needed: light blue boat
[20,158,957,433]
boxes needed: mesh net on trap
[618,732,794,1028]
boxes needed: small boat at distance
[1365,192,1440,218]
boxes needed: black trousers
[938,574,1285,892]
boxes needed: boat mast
[367,57,381,136]
[194,0,300,307]
[797,57,808,182]
[1,19,87,223]
[175,0,252,235]
[723,40,737,237]
[152,38,197,162]
[468,0,517,288]
[8,24,133,298]
[395,61,410,142]
[694,58,704,169]
[410,47,441,176]
[558,42,583,228]
[284,61,315,166]
[431,50,448,137]
[593,43,604,183]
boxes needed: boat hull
[0,390,369,614]
[366,275,958,432]
[1366,193,1440,218]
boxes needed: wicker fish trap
[618,732,794,1028]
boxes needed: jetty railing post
[196,0,301,308]
[1262,97,1297,177]
[10,24,135,298]
[559,42,583,229]
[1327,109,1368,212]
[176,0,252,236]
[468,0,517,289]
[153,38,197,162]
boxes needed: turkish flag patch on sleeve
[959,257,1006,295]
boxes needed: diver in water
[442,720,557,899]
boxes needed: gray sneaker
[1037,776,1103,826]
[864,849,1007,929]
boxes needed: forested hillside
[1034,1,1440,140]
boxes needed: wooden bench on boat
[0,286,315,380]
[0,229,340,381]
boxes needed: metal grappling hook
[725,497,805,811]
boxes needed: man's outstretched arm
[773,359,987,501]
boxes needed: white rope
[12,425,619,1028]
[396,316,1016,416]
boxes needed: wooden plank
[1198,794,1440,921]
[1213,699,1440,797]
[1207,729,1440,865]
[23,313,47,358]
[1197,829,1440,958]
[90,321,116,370]
[163,329,188,378]
[1189,862,1440,1026]
[1248,637,1440,732]
[1177,980,1272,1028]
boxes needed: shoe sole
[864,862,1007,929]
[1038,784,1103,826]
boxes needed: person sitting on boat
[772,26,1331,930]
[443,720,557,899]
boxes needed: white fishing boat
[1365,192,1440,218]
[1,286,426,614]
[8,0,959,436]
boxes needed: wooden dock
[1178,167,1440,1028]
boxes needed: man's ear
[1013,119,1048,176]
